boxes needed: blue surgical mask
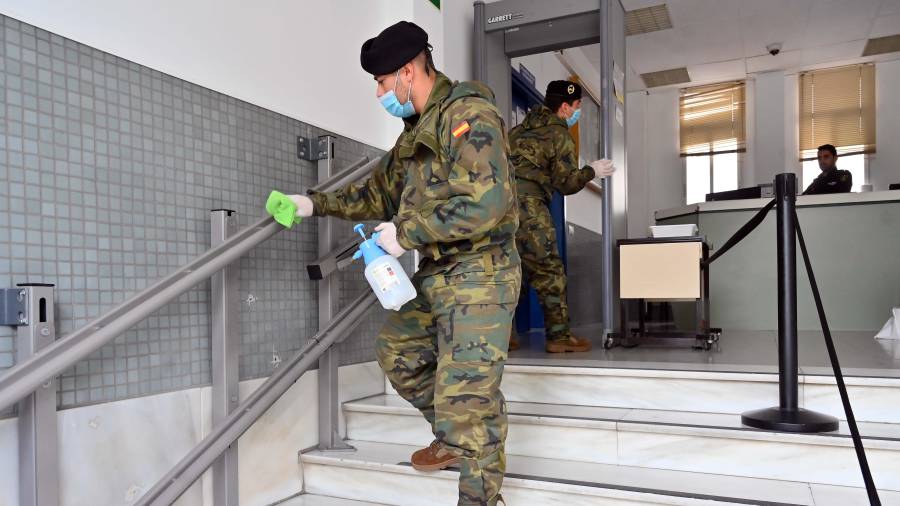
[379,70,415,118]
[566,108,581,127]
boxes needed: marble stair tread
[808,484,900,505]
[345,394,900,445]
[301,440,820,505]
[501,364,900,385]
[277,495,389,506]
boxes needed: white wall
[0,0,432,150]
[746,71,803,186]
[0,362,384,506]
[511,53,570,98]
[441,0,475,81]
[750,71,787,185]
[560,46,604,102]
[414,0,444,72]
[870,59,900,191]
[626,89,682,237]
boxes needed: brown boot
[411,440,460,472]
[546,334,592,353]
[508,334,520,351]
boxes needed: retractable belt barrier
[795,209,880,505]
[701,174,880,505]
[701,199,775,267]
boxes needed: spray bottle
[352,224,416,310]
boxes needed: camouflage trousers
[375,266,521,506]
[515,196,571,341]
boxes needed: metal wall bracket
[1,288,29,326]
[297,136,332,161]
[306,235,362,280]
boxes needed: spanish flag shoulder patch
[452,121,471,138]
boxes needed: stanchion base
[741,407,839,433]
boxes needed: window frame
[684,148,743,205]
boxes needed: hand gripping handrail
[0,216,284,411]
[135,290,376,506]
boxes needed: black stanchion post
[778,170,799,412]
[741,173,838,432]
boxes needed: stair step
[345,394,900,491]
[301,440,900,505]
[276,495,388,506]
[383,365,900,423]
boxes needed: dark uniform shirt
[802,168,853,195]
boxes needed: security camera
[766,43,782,56]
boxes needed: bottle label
[371,263,401,293]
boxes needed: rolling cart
[604,237,721,350]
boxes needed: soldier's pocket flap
[453,281,518,305]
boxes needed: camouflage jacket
[508,105,595,202]
[309,72,519,277]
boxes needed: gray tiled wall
[0,14,393,412]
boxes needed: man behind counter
[802,144,853,195]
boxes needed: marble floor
[510,326,900,378]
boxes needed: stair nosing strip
[344,398,900,445]
[503,470,807,506]
[304,452,810,506]
[393,462,810,506]
[505,364,781,382]
[503,364,900,385]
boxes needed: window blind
[679,81,746,156]
[798,64,875,160]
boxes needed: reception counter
[654,190,900,331]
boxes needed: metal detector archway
[474,0,627,337]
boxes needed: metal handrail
[306,234,363,280]
[136,290,376,506]
[309,156,381,194]
[0,216,283,411]
[0,155,379,412]
[0,149,381,506]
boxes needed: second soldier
[508,80,615,353]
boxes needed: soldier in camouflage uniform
[285,22,519,505]
[508,80,615,353]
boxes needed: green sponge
[266,191,303,229]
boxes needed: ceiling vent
[641,67,691,88]
[862,34,900,57]
[625,4,673,36]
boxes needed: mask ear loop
[392,69,401,96]
[404,69,413,105]
[393,67,413,105]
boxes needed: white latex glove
[288,194,315,218]
[590,159,616,178]
[374,222,407,258]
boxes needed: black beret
[546,80,582,100]
[360,21,430,76]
